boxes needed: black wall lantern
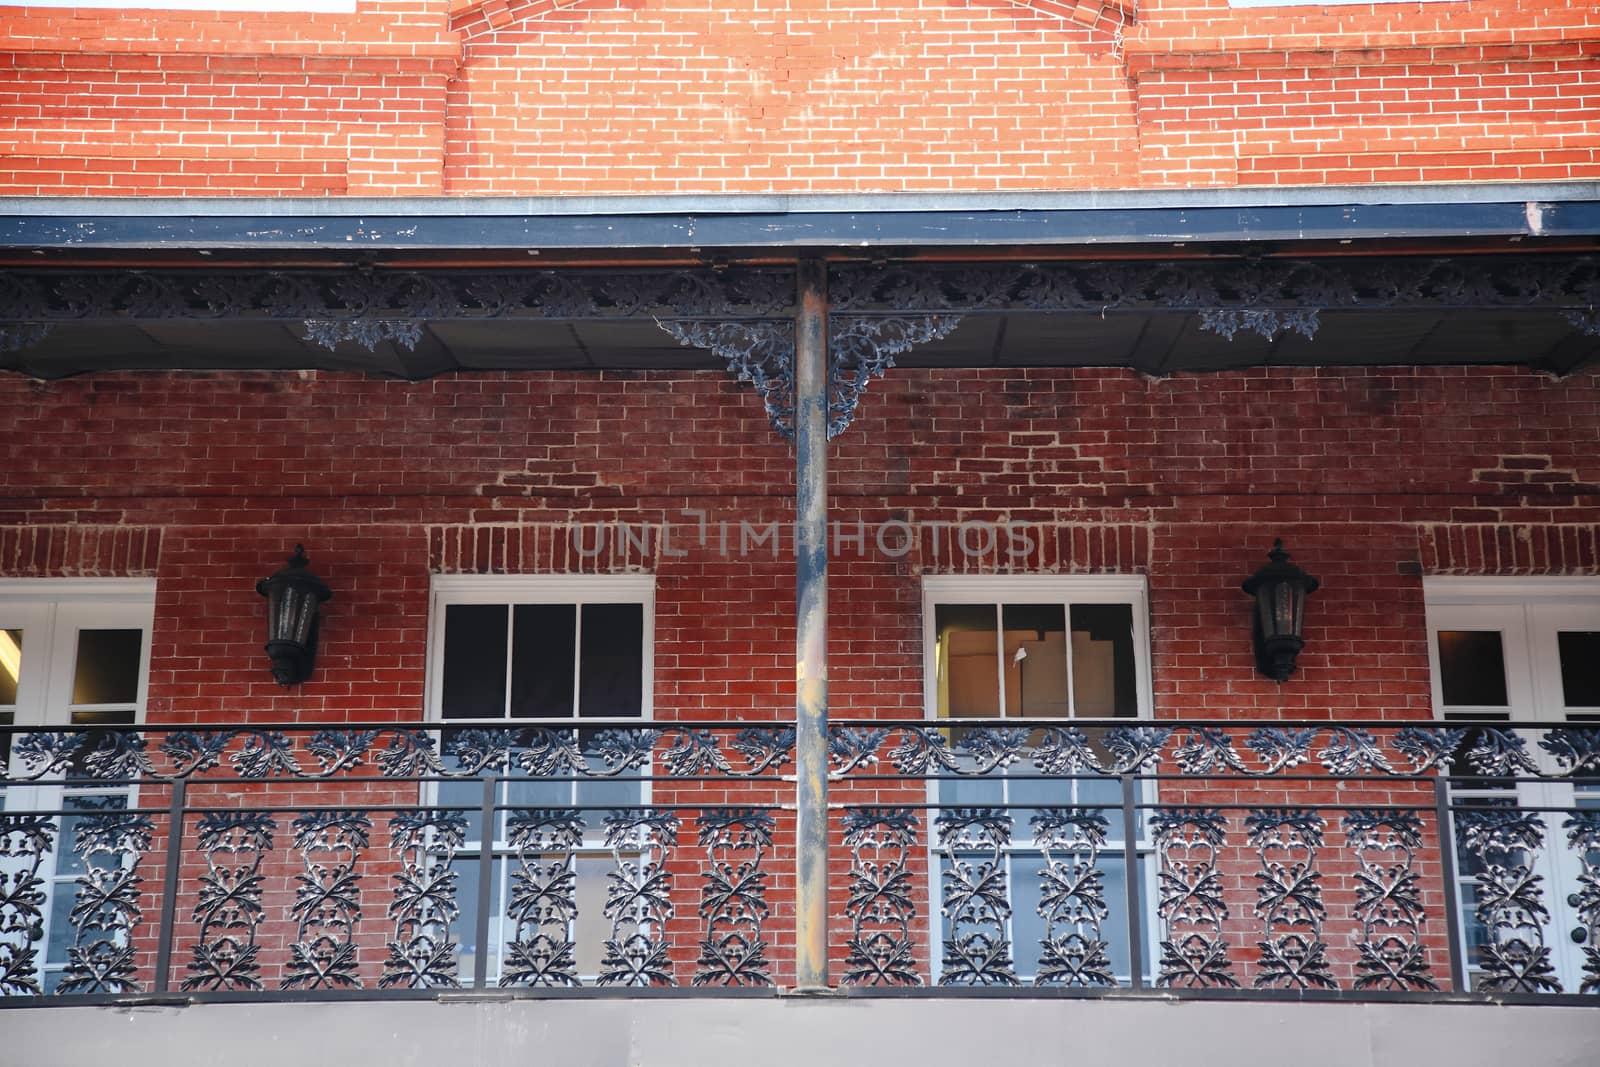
[1241,539,1319,682]
[256,544,332,687]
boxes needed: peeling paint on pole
[793,255,830,993]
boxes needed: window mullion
[1063,600,1078,720]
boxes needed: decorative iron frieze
[0,816,56,995]
[937,808,1018,986]
[282,811,370,990]
[1455,808,1560,993]
[693,809,774,986]
[302,319,424,353]
[1033,808,1115,987]
[1153,809,1237,988]
[183,812,275,991]
[1344,809,1436,991]
[1247,809,1333,989]
[842,808,922,986]
[501,809,585,988]
[826,257,1600,317]
[380,811,467,989]
[4,724,796,784]
[597,810,679,987]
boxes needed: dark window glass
[70,629,142,706]
[1557,631,1600,708]
[1071,603,1138,718]
[0,628,20,705]
[578,603,643,719]
[510,604,576,719]
[1438,630,1509,707]
[442,604,508,719]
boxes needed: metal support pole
[793,256,831,992]
[152,778,186,993]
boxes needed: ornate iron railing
[1,718,1596,1002]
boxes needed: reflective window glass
[1438,630,1509,707]
[70,629,142,706]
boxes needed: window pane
[71,629,142,706]
[443,605,508,719]
[1437,630,1509,707]
[510,604,576,719]
[1002,604,1067,718]
[578,604,643,719]
[936,604,999,719]
[1558,631,1600,708]
[1070,604,1137,718]
[573,853,612,976]
[0,628,21,705]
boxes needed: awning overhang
[2,183,1597,382]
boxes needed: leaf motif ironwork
[56,811,154,995]
[282,811,370,990]
[693,810,774,986]
[1152,809,1237,988]
[501,809,585,988]
[182,812,275,991]
[379,811,467,989]
[842,808,922,986]
[1247,810,1334,989]
[937,808,1018,986]
[597,810,679,987]
[0,816,56,995]
[1344,810,1436,991]
[1032,809,1114,987]
[1454,808,1559,993]
[1563,811,1600,994]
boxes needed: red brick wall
[2,0,1597,194]
[3,364,1597,723]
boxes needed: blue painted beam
[2,190,1598,251]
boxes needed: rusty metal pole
[793,256,830,992]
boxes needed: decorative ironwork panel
[57,810,154,995]
[1343,810,1437,991]
[936,808,1018,986]
[282,811,370,991]
[500,809,585,988]
[182,812,275,991]
[693,809,774,987]
[0,816,56,995]
[597,810,680,987]
[3,724,799,785]
[1455,809,1560,993]
[658,319,795,436]
[380,811,467,990]
[825,314,963,438]
[1153,809,1237,988]
[1564,811,1600,995]
[1032,809,1114,988]
[841,808,922,986]
[1247,809,1334,989]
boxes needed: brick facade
[3,0,1597,194]
[3,365,1594,723]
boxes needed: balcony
[3,716,1597,1005]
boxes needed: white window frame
[1424,575,1600,992]
[1,578,156,993]
[921,573,1156,985]
[423,573,655,985]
